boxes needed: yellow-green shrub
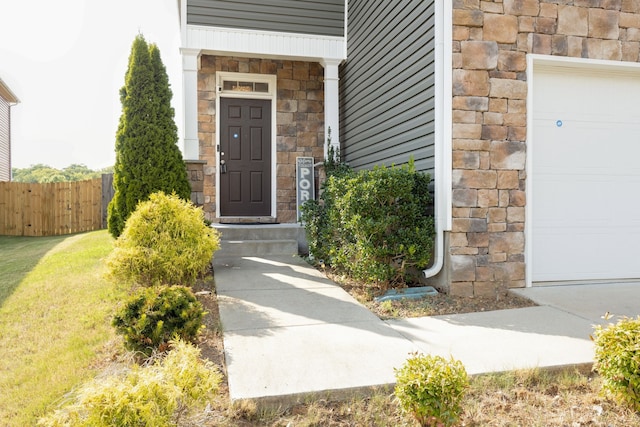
[112,285,205,356]
[394,353,468,427]
[593,316,640,411]
[38,340,222,427]
[107,192,220,287]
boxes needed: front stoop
[212,223,307,257]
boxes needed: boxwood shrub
[394,353,469,427]
[301,159,435,288]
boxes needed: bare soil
[193,266,640,426]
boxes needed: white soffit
[186,25,346,62]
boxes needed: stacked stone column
[451,0,640,297]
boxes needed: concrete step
[217,239,299,257]
[212,224,307,257]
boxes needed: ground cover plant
[38,339,222,427]
[0,231,127,426]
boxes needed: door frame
[525,54,640,286]
[215,72,277,219]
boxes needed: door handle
[220,159,227,174]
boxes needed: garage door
[532,62,640,283]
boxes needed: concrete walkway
[212,255,640,406]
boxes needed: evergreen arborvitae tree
[108,34,191,237]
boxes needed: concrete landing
[212,255,639,407]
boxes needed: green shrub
[592,315,640,411]
[301,159,434,288]
[107,191,220,287]
[108,35,191,238]
[394,353,469,427]
[38,339,222,427]
[112,286,205,356]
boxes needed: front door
[220,98,272,217]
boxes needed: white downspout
[424,0,452,279]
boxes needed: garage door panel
[534,177,613,226]
[535,70,640,112]
[532,64,640,283]
[534,228,640,282]
[616,230,640,274]
[535,122,640,170]
[533,230,611,282]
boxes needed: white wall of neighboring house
[0,79,19,182]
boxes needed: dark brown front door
[220,98,272,217]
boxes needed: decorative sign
[296,157,315,222]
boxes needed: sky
[0,0,183,170]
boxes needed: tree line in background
[11,164,114,183]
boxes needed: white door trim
[215,72,277,219]
[525,54,640,286]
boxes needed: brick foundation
[451,0,640,296]
[197,56,325,223]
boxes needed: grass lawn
[0,230,126,426]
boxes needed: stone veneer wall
[185,160,206,207]
[451,0,640,297]
[197,56,325,222]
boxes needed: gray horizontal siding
[187,0,345,37]
[0,99,10,181]
[339,0,436,176]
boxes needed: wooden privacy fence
[0,175,114,236]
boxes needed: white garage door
[532,62,640,283]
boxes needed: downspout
[424,0,452,279]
